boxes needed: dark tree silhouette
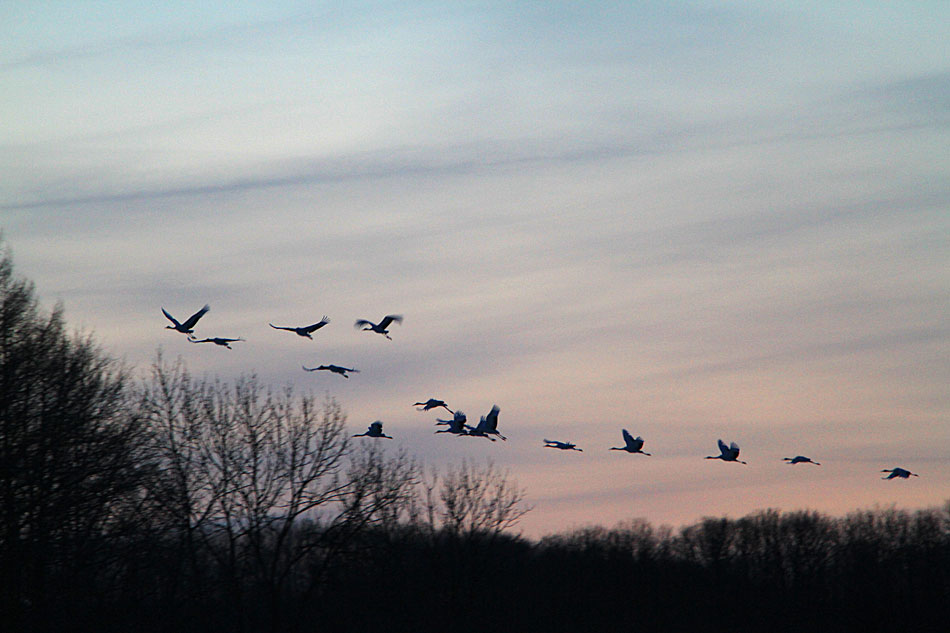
[0,240,147,632]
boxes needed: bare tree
[409,460,531,540]
[138,354,419,632]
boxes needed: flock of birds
[162,304,922,481]
[161,304,399,378]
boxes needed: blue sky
[3,1,948,536]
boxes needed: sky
[2,1,948,537]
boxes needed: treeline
[1,241,948,632]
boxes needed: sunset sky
[3,1,948,536]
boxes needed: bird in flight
[414,398,454,414]
[354,314,403,340]
[302,364,359,378]
[609,429,650,455]
[187,336,244,349]
[783,455,820,465]
[466,404,506,441]
[353,421,392,439]
[881,467,919,480]
[162,304,210,334]
[269,316,331,339]
[544,439,582,451]
[706,439,746,464]
[435,411,468,435]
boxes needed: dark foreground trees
[0,242,148,632]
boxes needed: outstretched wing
[729,442,741,457]
[162,308,181,327]
[302,316,331,333]
[354,319,373,329]
[717,439,729,455]
[631,436,645,451]
[270,323,295,332]
[485,404,500,429]
[181,305,210,330]
[378,314,403,329]
[621,429,635,448]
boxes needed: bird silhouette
[435,411,468,435]
[187,336,244,349]
[706,439,746,464]
[269,316,330,339]
[784,455,820,465]
[354,314,403,340]
[162,305,210,334]
[353,421,392,439]
[544,439,582,451]
[414,398,454,414]
[302,364,359,378]
[609,429,650,455]
[881,467,919,480]
[466,405,506,441]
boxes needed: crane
[414,398,454,414]
[544,439,582,451]
[354,314,403,340]
[435,411,468,435]
[187,336,244,349]
[783,455,820,465]
[609,429,650,455]
[466,405,506,441]
[302,364,359,378]
[353,421,392,439]
[706,439,746,464]
[881,467,919,480]
[162,304,210,334]
[269,316,330,339]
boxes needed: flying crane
[162,304,210,334]
[187,336,243,349]
[544,439,582,451]
[354,314,403,340]
[435,411,468,435]
[706,439,746,464]
[302,364,359,378]
[609,429,650,455]
[881,467,918,480]
[414,398,454,414]
[465,405,506,441]
[269,316,331,339]
[783,455,820,465]
[353,421,392,439]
